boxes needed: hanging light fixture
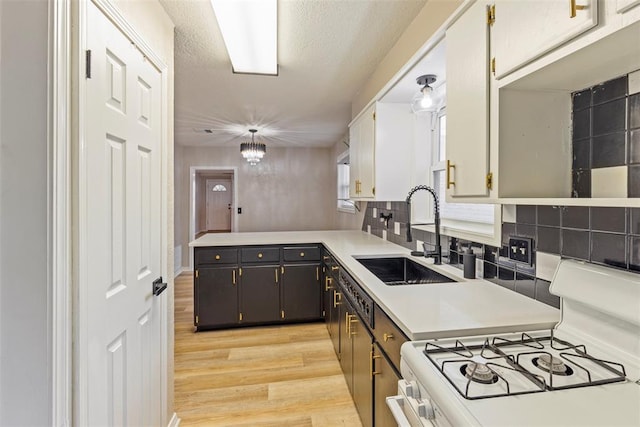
[411,74,437,114]
[240,129,266,166]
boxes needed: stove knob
[407,380,420,398]
[418,400,435,420]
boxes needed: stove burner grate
[461,363,499,384]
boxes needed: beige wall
[177,146,336,267]
[352,0,463,117]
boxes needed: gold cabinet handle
[325,276,332,291]
[348,315,358,336]
[275,268,279,284]
[232,269,236,285]
[316,266,319,281]
[370,350,382,379]
[300,252,305,257]
[383,333,394,342]
[258,253,263,259]
[323,255,330,261]
[446,160,456,189]
[333,291,341,307]
[345,312,350,334]
[331,266,339,272]
[215,254,221,260]
[570,0,586,17]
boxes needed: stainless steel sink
[355,256,456,285]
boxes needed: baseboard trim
[168,412,180,427]
[174,266,185,279]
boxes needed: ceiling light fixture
[240,129,266,166]
[210,0,278,75]
[411,74,437,114]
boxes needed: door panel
[282,264,321,320]
[206,179,232,231]
[196,267,238,327]
[373,343,401,427]
[352,316,373,427]
[81,2,163,424]
[240,265,280,323]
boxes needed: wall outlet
[372,208,377,217]
[508,237,533,265]
[394,222,400,235]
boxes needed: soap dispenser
[462,246,476,279]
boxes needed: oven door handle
[386,395,413,427]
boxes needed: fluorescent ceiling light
[210,0,278,75]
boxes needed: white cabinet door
[349,120,360,198]
[493,0,597,78]
[446,0,491,197]
[358,105,376,198]
[617,0,640,13]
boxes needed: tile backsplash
[572,70,640,197]
[362,201,640,309]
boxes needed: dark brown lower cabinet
[329,286,341,358]
[194,266,238,329]
[373,342,401,427]
[281,263,321,321]
[352,312,374,427]
[239,265,280,324]
[340,298,355,392]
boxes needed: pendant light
[411,74,437,114]
[240,129,266,166]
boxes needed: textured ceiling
[160,0,428,148]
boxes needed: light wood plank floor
[174,272,363,426]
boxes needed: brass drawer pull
[370,351,382,379]
[383,333,394,342]
[446,160,455,189]
[258,253,263,258]
[232,269,236,285]
[215,254,221,260]
[333,291,341,307]
[325,276,332,291]
[300,252,305,257]
[331,266,339,271]
[570,0,586,18]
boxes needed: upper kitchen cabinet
[492,0,598,79]
[349,102,414,201]
[445,0,492,198]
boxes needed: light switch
[394,222,400,235]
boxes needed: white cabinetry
[492,0,597,79]
[618,0,640,13]
[445,0,492,198]
[349,102,413,201]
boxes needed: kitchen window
[337,151,355,213]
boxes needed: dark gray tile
[630,93,640,129]
[591,232,627,269]
[573,138,591,170]
[629,165,640,198]
[572,88,591,111]
[496,267,515,291]
[515,224,536,241]
[371,228,383,238]
[572,170,591,198]
[515,273,536,299]
[538,206,561,227]
[484,245,499,263]
[630,236,640,272]
[561,206,589,229]
[562,229,590,260]
[591,207,626,233]
[572,108,591,141]
[515,262,536,276]
[537,226,561,254]
[630,130,640,164]
[535,279,560,308]
[502,222,516,246]
[516,205,537,225]
[591,132,626,168]
[631,209,640,235]
[592,98,625,136]
[592,75,627,105]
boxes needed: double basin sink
[355,256,456,286]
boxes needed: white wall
[0,1,51,424]
[177,146,336,268]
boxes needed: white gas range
[388,259,640,426]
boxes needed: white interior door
[205,179,232,231]
[79,2,163,425]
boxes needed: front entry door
[205,179,232,231]
[79,2,163,425]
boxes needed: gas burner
[533,354,574,376]
[460,362,499,384]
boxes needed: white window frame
[337,150,355,214]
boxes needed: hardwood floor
[174,273,363,426]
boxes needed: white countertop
[190,230,560,340]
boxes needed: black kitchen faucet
[406,185,442,265]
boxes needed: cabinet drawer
[241,247,280,263]
[195,248,238,265]
[373,305,408,372]
[283,246,320,262]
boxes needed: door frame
[189,166,238,270]
[56,0,173,425]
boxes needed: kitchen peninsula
[190,230,559,340]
